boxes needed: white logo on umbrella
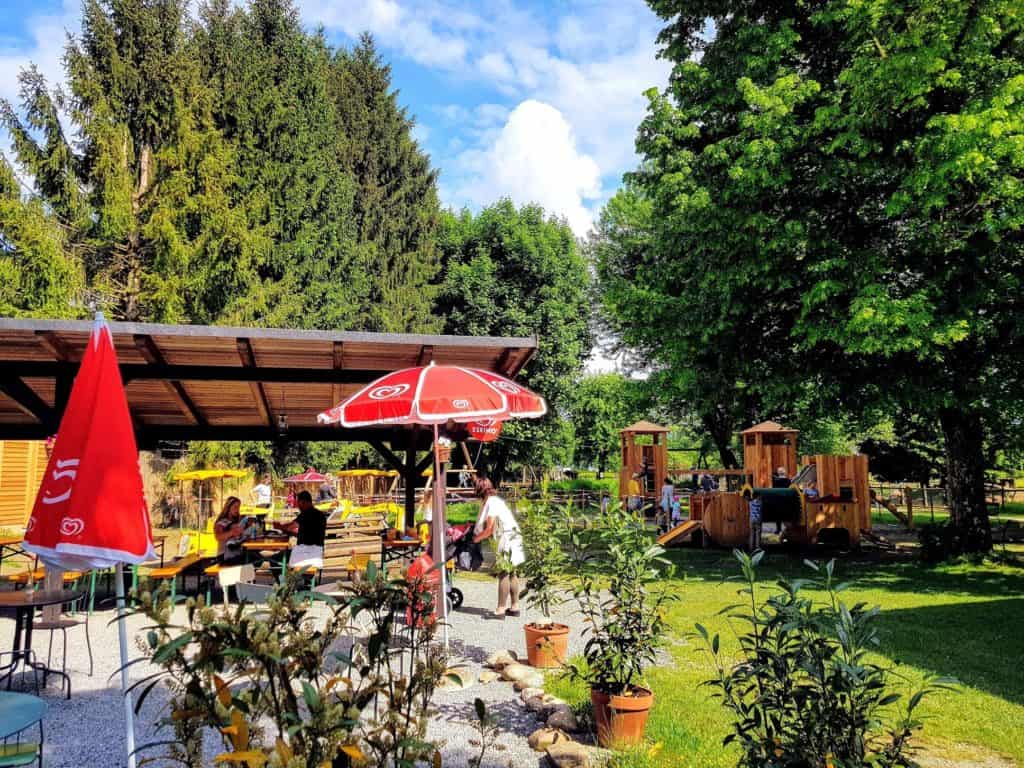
[369,384,410,400]
[60,517,85,536]
[25,516,36,533]
[452,399,470,409]
[494,381,521,395]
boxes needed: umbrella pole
[115,562,138,768]
[431,424,449,651]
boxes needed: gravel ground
[0,575,586,768]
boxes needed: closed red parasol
[21,313,153,768]
[23,316,155,570]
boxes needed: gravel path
[0,575,585,767]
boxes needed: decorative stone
[546,705,580,733]
[513,672,546,691]
[520,687,545,703]
[528,727,571,752]
[526,694,565,714]
[546,742,592,768]
[485,649,518,669]
[500,662,533,682]
[478,670,501,684]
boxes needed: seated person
[803,480,820,499]
[317,481,337,503]
[214,496,254,565]
[772,467,792,488]
[273,491,327,569]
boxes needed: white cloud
[451,100,601,236]
[477,52,513,81]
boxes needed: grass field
[546,546,1024,768]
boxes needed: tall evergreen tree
[332,34,441,333]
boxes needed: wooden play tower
[618,421,670,505]
[741,421,798,488]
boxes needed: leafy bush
[132,568,447,767]
[519,498,569,624]
[563,503,676,693]
[547,476,618,493]
[697,551,954,768]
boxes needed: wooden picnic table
[381,538,423,566]
[0,536,23,576]
[242,537,292,580]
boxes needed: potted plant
[519,499,570,668]
[563,503,675,748]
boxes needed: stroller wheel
[448,587,464,611]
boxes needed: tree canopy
[597,0,1023,548]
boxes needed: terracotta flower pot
[590,686,654,748]
[524,622,569,668]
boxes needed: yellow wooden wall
[0,441,48,529]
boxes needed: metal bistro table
[0,589,83,699]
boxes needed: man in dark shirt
[273,490,326,567]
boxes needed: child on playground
[748,492,763,552]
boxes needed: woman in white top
[472,476,525,619]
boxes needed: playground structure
[618,421,670,507]
[656,421,873,549]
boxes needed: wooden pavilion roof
[0,318,537,449]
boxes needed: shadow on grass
[660,545,1024,599]
[875,597,1024,706]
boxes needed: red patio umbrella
[317,363,546,647]
[22,313,154,768]
[283,468,329,483]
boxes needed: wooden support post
[404,447,417,532]
[905,485,914,529]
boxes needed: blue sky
[0,0,672,235]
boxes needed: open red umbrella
[23,313,153,768]
[317,363,546,647]
[283,468,329,483]
[317,364,546,427]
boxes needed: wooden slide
[657,519,702,547]
[870,489,910,527]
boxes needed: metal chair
[31,593,92,699]
[0,690,46,768]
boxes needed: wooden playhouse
[618,421,670,508]
[658,421,871,549]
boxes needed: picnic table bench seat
[141,554,209,602]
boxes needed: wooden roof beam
[35,331,74,361]
[331,342,345,406]
[133,334,206,426]
[236,338,274,428]
[0,376,56,429]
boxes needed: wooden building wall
[0,441,48,529]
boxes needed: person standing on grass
[251,473,273,509]
[660,476,675,533]
[472,476,524,619]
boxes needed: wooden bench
[321,516,385,583]
[141,554,207,602]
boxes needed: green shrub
[519,498,569,624]
[697,551,954,768]
[563,503,676,694]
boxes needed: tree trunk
[701,410,739,469]
[939,406,991,552]
[597,450,606,479]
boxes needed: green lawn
[547,547,1024,767]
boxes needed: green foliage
[698,551,955,768]
[519,499,569,621]
[133,569,445,767]
[563,503,676,693]
[438,200,592,475]
[570,373,650,475]
[331,34,441,333]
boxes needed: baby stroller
[443,522,483,611]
